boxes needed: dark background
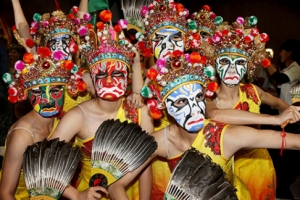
[1,0,300,64]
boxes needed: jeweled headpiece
[140,50,217,119]
[80,10,136,71]
[2,47,86,103]
[207,16,271,77]
[29,6,91,49]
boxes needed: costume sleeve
[270,71,290,84]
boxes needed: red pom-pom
[261,58,271,68]
[147,99,158,109]
[250,28,259,36]
[114,24,122,32]
[222,29,229,36]
[23,53,34,64]
[244,35,252,43]
[202,5,211,12]
[87,23,94,29]
[192,33,200,40]
[37,47,52,58]
[200,55,207,64]
[67,13,75,20]
[62,60,74,70]
[8,95,18,103]
[190,52,202,63]
[137,41,146,51]
[71,6,79,14]
[142,48,153,58]
[150,108,162,120]
[171,50,184,58]
[260,33,269,43]
[146,68,159,80]
[29,27,36,35]
[176,3,184,12]
[207,81,218,92]
[77,81,87,92]
[99,10,112,23]
[12,25,16,31]
[96,22,105,30]
[8,87,18,96]
[69,42,78,54]
[25,39,34,48]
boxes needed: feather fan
[23,138,81,200]
[89,119,157,189]
[164,148,238,200]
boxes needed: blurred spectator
[267,39,300,105]
[6,44,23,73]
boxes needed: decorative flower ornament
[2,47,86,103]
[140,50,217,119]
[204,16,271,77]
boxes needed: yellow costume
[73,98,142,200]
[0,118,59,200]
[233,83,276,200]
[167,120,251,200]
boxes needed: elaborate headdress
[140,50,217,119]
[80,10,136,71]
[2,47,86,103]
[28,6,91,50]
[206,16,271,77]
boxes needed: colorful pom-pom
[62,60,74,70]
[71,6,79,14]
[150,108,162,119]
[99,10,112,23]
[147,99,158,110]
[200,55,207,64]
[261,58,271,68]
[67,13,75,20]
[8,95,18,103]
[74,18,81,25]
[172,50,184,58]
[69,42,78,54]
[118,19,128,29]
[14,60,25,71]
[23,53,34,64]
[53,50,65,61]
[25,39,34,48]
[188,20,197,30]
[202,5,211,12]
[37,47,52,58]
[2,73,13,84]
[190,52,201,63]
[114,24,122,33]
[236,17,244,25]
[78,26,88,36]
[140,6,149,17]
[250,28,259,36]
[29,27,37,35]
[260,33,269,43]
[71,65,79,73]
[146,68,159,80]
[8,87,18,96]
[33,13,42,22]
[156,58,166,74]
[248,16,258,26]
[204,65,215,77]
[140,85,153,98]
[207,81,218,92]
[83,13,92,21]
[141,48,153,58]
[214,16,223,25]
[77,80,87,92]
[176,3,184,12]
[96,22,105,30]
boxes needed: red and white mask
[90,61,128,101]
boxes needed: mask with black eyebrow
[48,34,73,60]
[152,29,184,60]
[165,83,206,133]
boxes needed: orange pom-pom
[37,47,52,58]
[261,58,271,68]
[62,60,74,70]
[207,81,218,92]
[146,68,159,80]
[23,53,34,64]
[99,10,112,23]
[202,5,211,12]
[8,95,18,103]
[25,39,34,48]
[77,81,87,92]
[176,3,184,12]
[96,22,105,30]
[190,52,201,63]
[87,23,94,29]
[150,108,162,120]
[114,24,122,32]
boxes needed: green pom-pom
[71,65,79,74]
[2,73,13,84]
[140,86,152,98]
[248,16,258,26]
[204,66,215,77]
[214,16,223,25]
[188,20,197,30]
[119,40,125,46]
[33,13,42,22]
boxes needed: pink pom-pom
[183,8,189,17]
[78,26,88,36]
[53,50,65,61]
[31,21,39,29]
[42,20,49,27]
[14,60,25,71]
[236,17,244,25]
[185,54,191,63]
[74,18,81,25]
[118,19,128,29]
[140,6,149,17]
[213,35,221,43]
[83,13,91,21]
[156,58,166,74]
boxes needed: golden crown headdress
[80,10,136,71]
[2,47,86,103]
[207,16,271,77]
[28,6,91,49]
[140,50,218,119]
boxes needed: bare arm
[78,0,88,18]
[223,124,300,159]
[11,0,36,53]
[206,96,300,125]
[0,130,34,200]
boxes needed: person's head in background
[279,38,300,68]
